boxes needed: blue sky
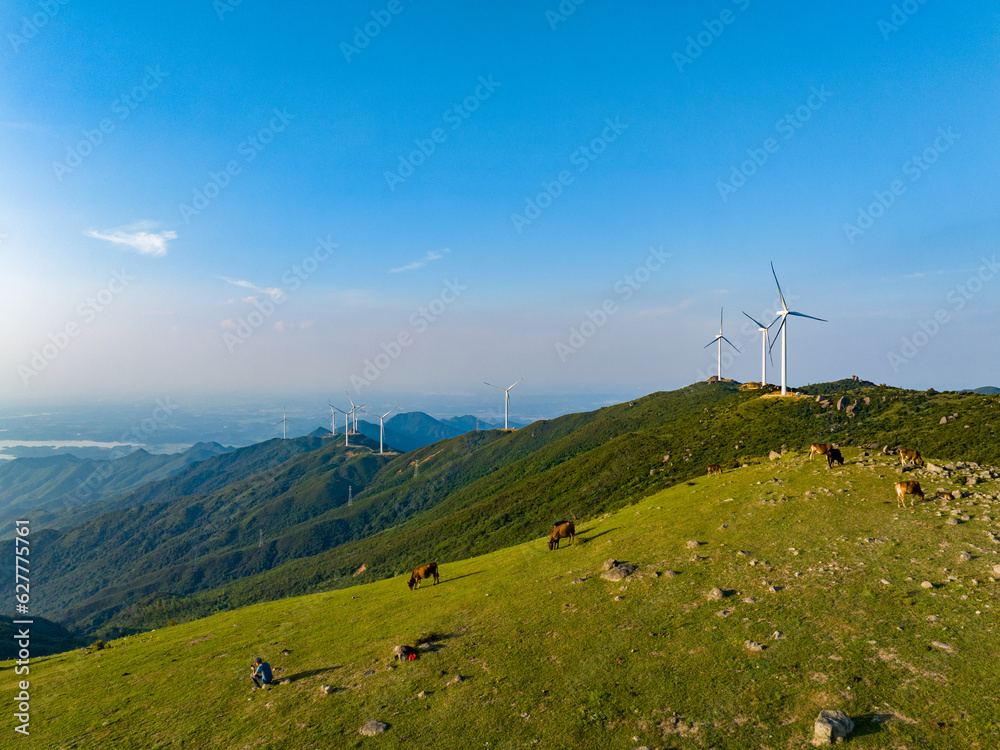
[2,0,998,412]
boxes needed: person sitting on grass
[250,657,273,688]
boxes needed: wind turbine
[275,406,291,439]
[329,402,349,445]
[345,392,365,434]
[363,405,399,454]
[743,311,780,386]
[769,262,827,396]
[484,377,524,430]
[703,308,739,381]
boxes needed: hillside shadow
[280,666,340,682]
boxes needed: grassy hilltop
[8,447,1000,749]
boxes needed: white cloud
[85,222,176,257]
[219,277,284,299]
[390,247,450,273]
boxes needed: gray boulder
[600,564,636,582]
[812,710,853,745]
[359,720,388,737]
[835,396,847,411]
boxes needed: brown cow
[407,562,439,590]
[809,443,835,458]
[706,464,722,475]
[895,481,924,508]
[899,449,924,467]
[548,521,575,551]
[826,448,844,468]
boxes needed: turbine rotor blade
[742,311,766,329]
[769,316,787,353]
[787,311,827,322]
[770,262,788,311]
[721,336,739,352]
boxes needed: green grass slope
[115,383,1000,632]
[9,448,1000,749]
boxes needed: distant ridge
[968,386,1000,395]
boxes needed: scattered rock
[685,540,701,549]
[769,450,781,461]
[320,685,335,694]
[571,577,587,584]
[662,570,679,578]
[742,596,757,604]
[359,720,388,737]
[707,587,725,601]
[716,609,731,618]
[446,675,465,686]
[959,551,972,562]
[946,518,960,526]
[393,644,417,661]
[744,640,765,652]
[613,596,623,601]
[362,670,376,677]
[835,396,847,411]
[279,678,291,685]
[812,710,854,745]
[992,564,1000,576]
[940,416,948,425]
[921,581,934,589]
[770,631,784,640]
[281,649,291,655]
[601,564,636,582]
[602,559,619,571]
[930,641,954,653]
[952,490,963,500]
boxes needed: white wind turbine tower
[329,402,349,445]
[742,311,780,386]
[345,392,365,434]
[275,406,291,439]
[363,405,399,454]
[703,308,739,381]
[769,262,827,396]
[484,377,524,430]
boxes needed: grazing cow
[899,448,924,467]
[826,448,844,468]
[706,464,723,475]
[895,481,925,508]
[809,443,835,459]
[548,521,575,551]
[407,562,439,590]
